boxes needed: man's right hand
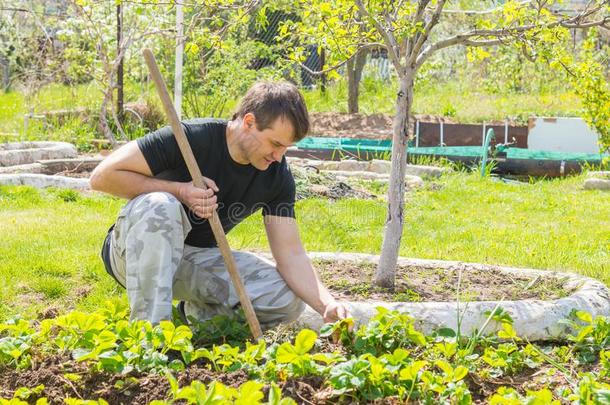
[177,178,219,219]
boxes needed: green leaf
[575,311,593,324]
[453,366,469,381]
[235,381,264,404]
[293,329,317,355]
[276,343,298,364]
[435,359,454,375]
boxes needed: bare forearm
[277,253,335,315]
[90,169,182,200]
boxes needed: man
[91,81,349,329]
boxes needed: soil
[292,165,377,200]
[309,112,394,139]
[55,170,92,179]
[0,345,583,404]
[0,353,250,404]
[309,112,517,139]
[315,260,576,302]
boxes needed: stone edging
[0,174,89,190]
[584,171,610,191]
[288,157,448,178]
[295,252,610,341]
[0,142,77,167]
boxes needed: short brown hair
[232,81,310,141]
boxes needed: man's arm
[264,215,349,322]
[90,141,219,218]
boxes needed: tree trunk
[116,3,124,124]
[99,89,119,148]
[346,49,368,114]
[1,56,9,92]
[374,73,414,289]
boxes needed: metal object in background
[480,128,495,177]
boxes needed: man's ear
[243,112,256,129]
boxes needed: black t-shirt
[135,118,296,248]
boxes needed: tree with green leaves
[282,0,609,288]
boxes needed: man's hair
[232,81,310,141]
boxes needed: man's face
[242,113,296,170]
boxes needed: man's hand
[177,178,219,219]
[323,300,351,323]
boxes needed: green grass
[0,171,608,321]
[302,76,582,124]
[1,74,582,139]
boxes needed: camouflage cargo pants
[107,191,304,328]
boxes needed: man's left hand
[322,300,351,323]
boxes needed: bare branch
[463,38,507,47]
[416,1,607,67]
[563,16,610,28]
[441,0,531,15]
[298,43,385,76]
[355,0,404,75]
[407,0,447,67]
[0,7,29,12]
[404,0,431,56]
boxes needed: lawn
[0,74,582,138]
[0,171,608,322]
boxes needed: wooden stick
[142,48,263,340]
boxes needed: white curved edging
[0,142,77,167]
[0,173,89,190]
[296,252,610,341]
[287,157,448,178]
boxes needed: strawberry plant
[489,387,560,404]
[562,310,610,364]
[161,373,296,405]
[274,329,341,377]
[340,307,427,356]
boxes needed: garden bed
[296,253,610,341]
[315,259,574,302]
[0,303,607,404]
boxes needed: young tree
[283,0,609,288]
[58,1,173,147]
[60,0,264,145]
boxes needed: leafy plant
[351,307,427,356]
[562,310,610,363]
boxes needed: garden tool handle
[142,48,263,340]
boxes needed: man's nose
[273,146,287,162]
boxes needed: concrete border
[0,142,77,167]
[0,173,89,190]
[584,178,610,191]
[295,252,610,341]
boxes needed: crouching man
[90,81,349,329]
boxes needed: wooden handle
[142,48,263,340]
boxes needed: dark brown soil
[310,112,394,139]
[315,260,575,302]
[0,353,249,404]
[309,112,517,139]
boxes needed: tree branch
[441,0,530,15]
[298,43,385,76]
[405,0,431,56]
[355,0,404,75]
[416,3,607,67]
[407,0,447,67]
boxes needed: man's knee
[258,289,305,326]
[132,192,182,216]
[125,192,190,233]
[277,293,305,323]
